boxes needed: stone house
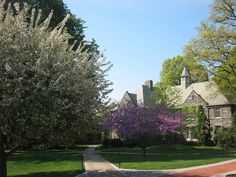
[173,67,236,140]
[120,80,154,107]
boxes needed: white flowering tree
[0,1,112,176]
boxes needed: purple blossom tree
[103,105,182,156]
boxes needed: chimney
[145,80,153,90]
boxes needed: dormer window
[214,108,221,118]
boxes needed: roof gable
[120,91,137,106]
[182,81,230,106]
[183,90,208,106]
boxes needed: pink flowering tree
[103,105,182,156]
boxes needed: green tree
[160,56,208,86]
[229,112,236,145]
[153,56,208,106]
[215,113,236,148]
[184,0,236,103]
[0,2,112,177]
[196,106,212,145]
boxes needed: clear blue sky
[64,0,213,101]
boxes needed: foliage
[153,56,208,106]
[215,113,236,148]
[6,0,86,45]
[215,129,233,148]
[184,0,236,103]
[103,105,182,156]
[160,56,208,87]
[152,83,182,108]
[102,138,123,148]
[0,1,112,177]
[230,112,236,143]
[196,106,212,146]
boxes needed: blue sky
[64,0,213,101]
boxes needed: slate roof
[174,81,230,106]
[120,81,154,107]
[128,92,137,106]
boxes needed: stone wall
[120,92,134,106]
[208,105,232,128]
[183,90,207,107]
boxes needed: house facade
[120,80,154,107]
[174,67,236,140]
[119,68,235,141]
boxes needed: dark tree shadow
[9,170,83,177]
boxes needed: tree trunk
[0,149,7,177]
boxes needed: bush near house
[215,113,236,148]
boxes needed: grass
[8,149,84,177]
[100,145,236,170]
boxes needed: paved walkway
[80,145,128,177]
[78,146,236,177]
[78,145,166,177]
[161,160,236,177]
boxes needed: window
[191,95,194,100]
[214,108,221,118]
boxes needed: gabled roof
[128,92,137,106]
[182,81,230,106]
[120,80,154,107]
[183,89,208,105]
[120,91,137,106]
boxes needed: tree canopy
[184,0,236,103]
[153,56,208,106]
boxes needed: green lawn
[8,149,84,177]
[100,145,236,170]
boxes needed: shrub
[216,129,234,148]
[102,138,123,148]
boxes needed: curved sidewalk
[161,159,236,177]
[78,146,236,177]
[78,145,166,177]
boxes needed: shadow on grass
[9,170,83,177]
[102,153,235,163]
[9,150,82,163]
[101,152,236,171]
[102,145,236,156]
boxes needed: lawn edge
[116,159,236,172]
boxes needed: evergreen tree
[196,106,212,145]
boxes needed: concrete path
[81,145,128,177]
[77,145,166,177]
[78,146,236,177]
